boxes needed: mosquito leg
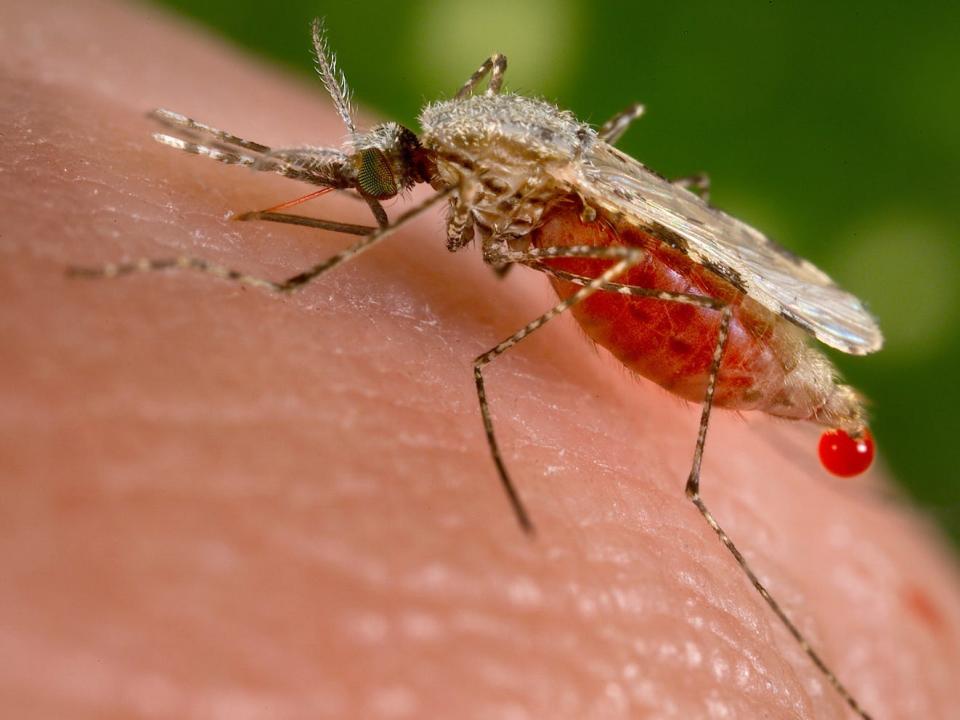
[363,197,390,229]
[489,241,871,714]
[455,54,508,100]
[233,211,375,236]
[233,182,387,232]
[684,308,872,720]
[673,172,711,202]
[486,54,508,96]
[523,261,721,308]
[474,247,645,534]
[597,102,646,144]
[68,190,450,293]
[475,242,722,533]
[490,243,720,313]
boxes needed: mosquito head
[312,19,436,199]
[348,123,436,200]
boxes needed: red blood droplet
[818,428,875,477]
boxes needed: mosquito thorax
[420,94,586,162]
[419,94,589,243]
[349,122,432,199]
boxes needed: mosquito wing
[561,140,883,355]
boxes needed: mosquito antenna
[311,18,356,135]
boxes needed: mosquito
[69,18,883,719]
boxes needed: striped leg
[598,102,646,144]
[506,246,870,720]
[683,312,872,720]
[455,54,508,100]
[523,260,720,308]
[673,172,711,202]
[474,243,723,533]
[67,190,450,293]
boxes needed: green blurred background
[152,0,960,545]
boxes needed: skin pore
[2,1,960,717]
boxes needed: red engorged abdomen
[531,201,803,414]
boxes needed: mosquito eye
[354,149,398,199]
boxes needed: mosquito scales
[69,18,884,720]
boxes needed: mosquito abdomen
[532,201,865,431]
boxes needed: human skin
[2,1,960,718]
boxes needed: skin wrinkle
[2,0,960,718]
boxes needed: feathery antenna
[311,18,356,135]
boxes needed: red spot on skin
[818,428,874,477]
[902,585,945,632]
